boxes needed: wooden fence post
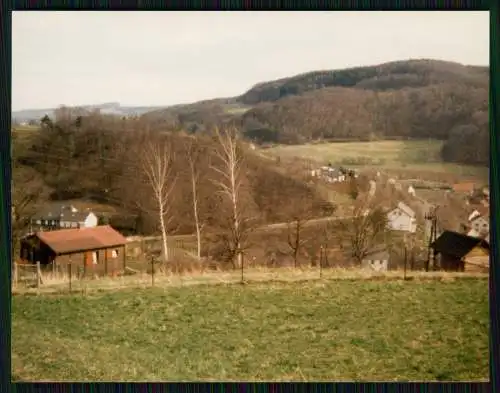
[36,261,41,294]
[151,256,155,287]
[13,262,18,289]
[319,246,323,279]
[68,259,72,293]
[403,247,408,281]
[123,245,126,272]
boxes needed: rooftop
[364,246,390,261]
[452,182,475,193]
[33,225,126,255]
[32,204,94,223]
[431,230,489,258]
[394,202,415,218]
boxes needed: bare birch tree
[140,139,177,264]
[185,137,204,260]
[210,126,252,269]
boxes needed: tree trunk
[192,177,202,260]
[237,250,243,271]
[294,220,300,268]
[196,224,201,260]
[159,210,169,264]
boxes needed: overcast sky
[12,11,489,111]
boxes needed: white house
[317,166,346,183]
[368,180,377,197]
[408,185,416,197]
[60,211,98,229]
[31,204,99,231]
[387,202,417,233]
[467,210,489,239]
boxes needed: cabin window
[36,220,41,225]
[112,249,119,258]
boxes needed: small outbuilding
[362,247,390,272]
[430,230,489,273]
[20,225,127,276]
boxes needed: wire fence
[12,245,444,296]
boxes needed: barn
[430,230,489,273]
[19,225,127,277]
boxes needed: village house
[452,182,476,195]
[386,202,417,233]
[466,206,489,239]
[431,230,489,273]
[311,165,348,183]
[30,204,98,232]
[482,187,490,200]
[19,225,127,276]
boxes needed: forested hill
[238,59,488,104]
[142,59,489,167]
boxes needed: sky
[12,11,489,111]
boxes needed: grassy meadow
[262,140,488,181]
[12,277,489,381]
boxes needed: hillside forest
[12,110,338,263]
[143,59,489,167]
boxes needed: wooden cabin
[430,230,489,273]
[20,225,127,276]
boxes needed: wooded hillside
[142,59,489,166]
[12,110,333,240]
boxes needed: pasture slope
[262,140,489,182]
[12,277,488,381]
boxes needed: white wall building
[387,202,417,233]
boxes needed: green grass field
[12,278,489,381]
[263,140,488,181]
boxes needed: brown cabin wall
[53,246,125,276]
[19,239,56,265]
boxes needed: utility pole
[424,205,439,272]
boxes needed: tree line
[12,109,338,268]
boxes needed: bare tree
[185,137,204,260]
[285,198,315,268]
[210,126,253,269]
[284,186,336,268]
[139,138,177,264]
[286,219,309,269]
[11,166,47,259]
[340,196,389,264]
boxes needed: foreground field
[12,278,488,381]
[263,140,488,181]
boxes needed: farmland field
[262,140,488,181]
[12,277,488,381]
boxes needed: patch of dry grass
[12,266,489,296]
